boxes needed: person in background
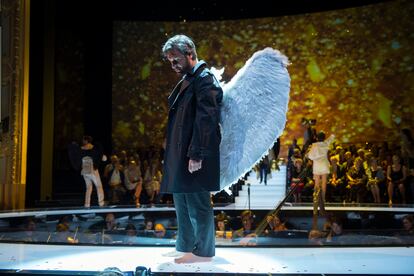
[402,215,414,235]
[264,214,287,235]
[290,158,305,203]
[105,213,119,231]
[124,158,143,207]
[325,217,344,244]
[346,157,367,203]
[106,155,126,205]
[123,223,138,244]
[53,216,78,244]
[139,217,155,237]
[68,135,105,207]
[366,158,385,204]
[232,210,257,245]
[154,223,167,239]
[328,155,345,203]
[215,212,232,239]
[21,217,38,242]
[259,155,270,185]
[400,129,414,203]
[387,155,407,205]
[307,132,335,215]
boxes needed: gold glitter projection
[112,0,414,152]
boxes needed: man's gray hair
[162,34,197,60]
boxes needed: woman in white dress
[307,132,335,215]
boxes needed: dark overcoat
[161,61,223,193]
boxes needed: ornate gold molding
[0,0,30,210]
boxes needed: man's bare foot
[174,253,212,264]
[162,250,188,257]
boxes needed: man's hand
[188,159,202,173]
[239,233,257,246]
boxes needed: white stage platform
[1,204,413,219]
[0,243,413,274]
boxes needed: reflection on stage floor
[0,205,413,275]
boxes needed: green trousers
[173,192,215,257]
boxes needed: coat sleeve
[187,73,222,160]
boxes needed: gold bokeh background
[112,0,413,152]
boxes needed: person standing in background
[307,132,335,215]
[68,135,105,208]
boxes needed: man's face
[145,221,153,230]
[105,215,116,230]
[166,49,192,75]
[403,218,412,230]
[242,216,252,230]
[217,221,225,231]
[331,222,342,235]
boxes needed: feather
[218,47,291,191]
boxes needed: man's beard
[176,61,192,76]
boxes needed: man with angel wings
[160,34,290,264]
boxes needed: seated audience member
[105,155,126,205]
[325,217,344,243]
[402,215,414,235]
[53,219,78,244]
[105,213,119,231]
[387,154,408,205]
[290,158,305,203]
[232,210,257,246]
[21,217,39,242]
[144,179,155,205]
[328,155,346,202]
[88,213,119,233]
[100,213,123,244]
[342,151,354,171]
[346,157,367,203]
[145,171,162,205]
[264,214,287,236]
[366,158,385,204]
[124,159,143,206]
[123,223,138,244]
[154,223,167,239]
[139,217,155,237]
[215,212,232,239]
[356,148,368,170]
[395,215,414,244]
[334,145,346,164]
[141,160,153,204]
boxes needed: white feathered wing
[218,47,290,191]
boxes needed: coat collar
[187,60,206,76]
[168,61,207,110]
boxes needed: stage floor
[0,243,413,275]
[1,204,413,219]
